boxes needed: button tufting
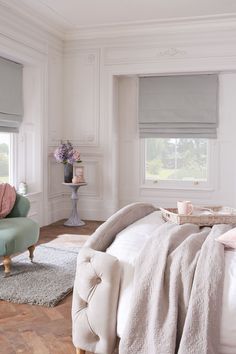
[96,277,102,284]
[94,334,100,341]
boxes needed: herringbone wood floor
[0,219,103,354]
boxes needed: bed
[72,203,236,354]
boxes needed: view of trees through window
[0,133,10,183]
[145,138,208,182]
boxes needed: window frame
[0,132,18,186]
[140,138,218,191]
[10,133,18,186]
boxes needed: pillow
[0,183,16,218]
[216,227,236,249]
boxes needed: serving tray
[160,206,236,226]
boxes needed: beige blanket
[119,222,230,354]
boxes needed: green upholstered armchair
[0,193,39,276]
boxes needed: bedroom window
[142,137,216,189]
[0,132,13,184]
[0,57,23,187]
[138,74,218,189]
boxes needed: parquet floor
[0,219,103,354]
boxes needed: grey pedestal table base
[63,183,87,227]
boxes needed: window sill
[20,192,41,198]
[140,184,215,192]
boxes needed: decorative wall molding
[79,157,103,199]
[45,195,67,224]
[87,53,96,64]
[157,47,187,57]
[63,48,100,147]
[0,33,47,67]
[47,48,64,143]
[0,2,63,58]
[47,155,64,199]
[0,0,64,40]
[27,192,42,224]
[102,41,236,67]
[64,14,236,41]
[2,0,236,45]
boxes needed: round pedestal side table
[63,182,87,227]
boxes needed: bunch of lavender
[54,140,79,164]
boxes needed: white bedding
[106,211,236,353]
[106,211,165,337]
[220,249,236,353]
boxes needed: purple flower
[67,149,81,164]
[54,141,82,164]
[65,141,73,153]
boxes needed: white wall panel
[27,194,42,223]
[48,154,64,198]
[48,49,64,145]
[64,50,100,146]
[78,158,102,199]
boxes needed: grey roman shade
[0,57,23,133]
[139,74,218,138]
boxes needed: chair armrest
[72,247,121,354]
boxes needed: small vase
[64,163,73,183]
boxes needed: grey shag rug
[0,243,82,307]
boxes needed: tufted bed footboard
[72,247,121,354]
[72,202,157,354]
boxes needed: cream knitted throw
[119,222,229,354]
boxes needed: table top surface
[62,182,87,186]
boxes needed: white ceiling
[12,0,236,29]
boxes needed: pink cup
[177,201,193,215]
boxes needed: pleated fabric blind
[0,57,23,133]
[139,74,218,138]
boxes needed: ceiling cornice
[0,0,66,40]
[1,1,236,44]
[64,13,236,41]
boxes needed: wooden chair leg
[28,245,35,262]
[3,256,11,276]
[76,348,86,354]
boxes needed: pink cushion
[216,228,236,249]
[0,183,16,218]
